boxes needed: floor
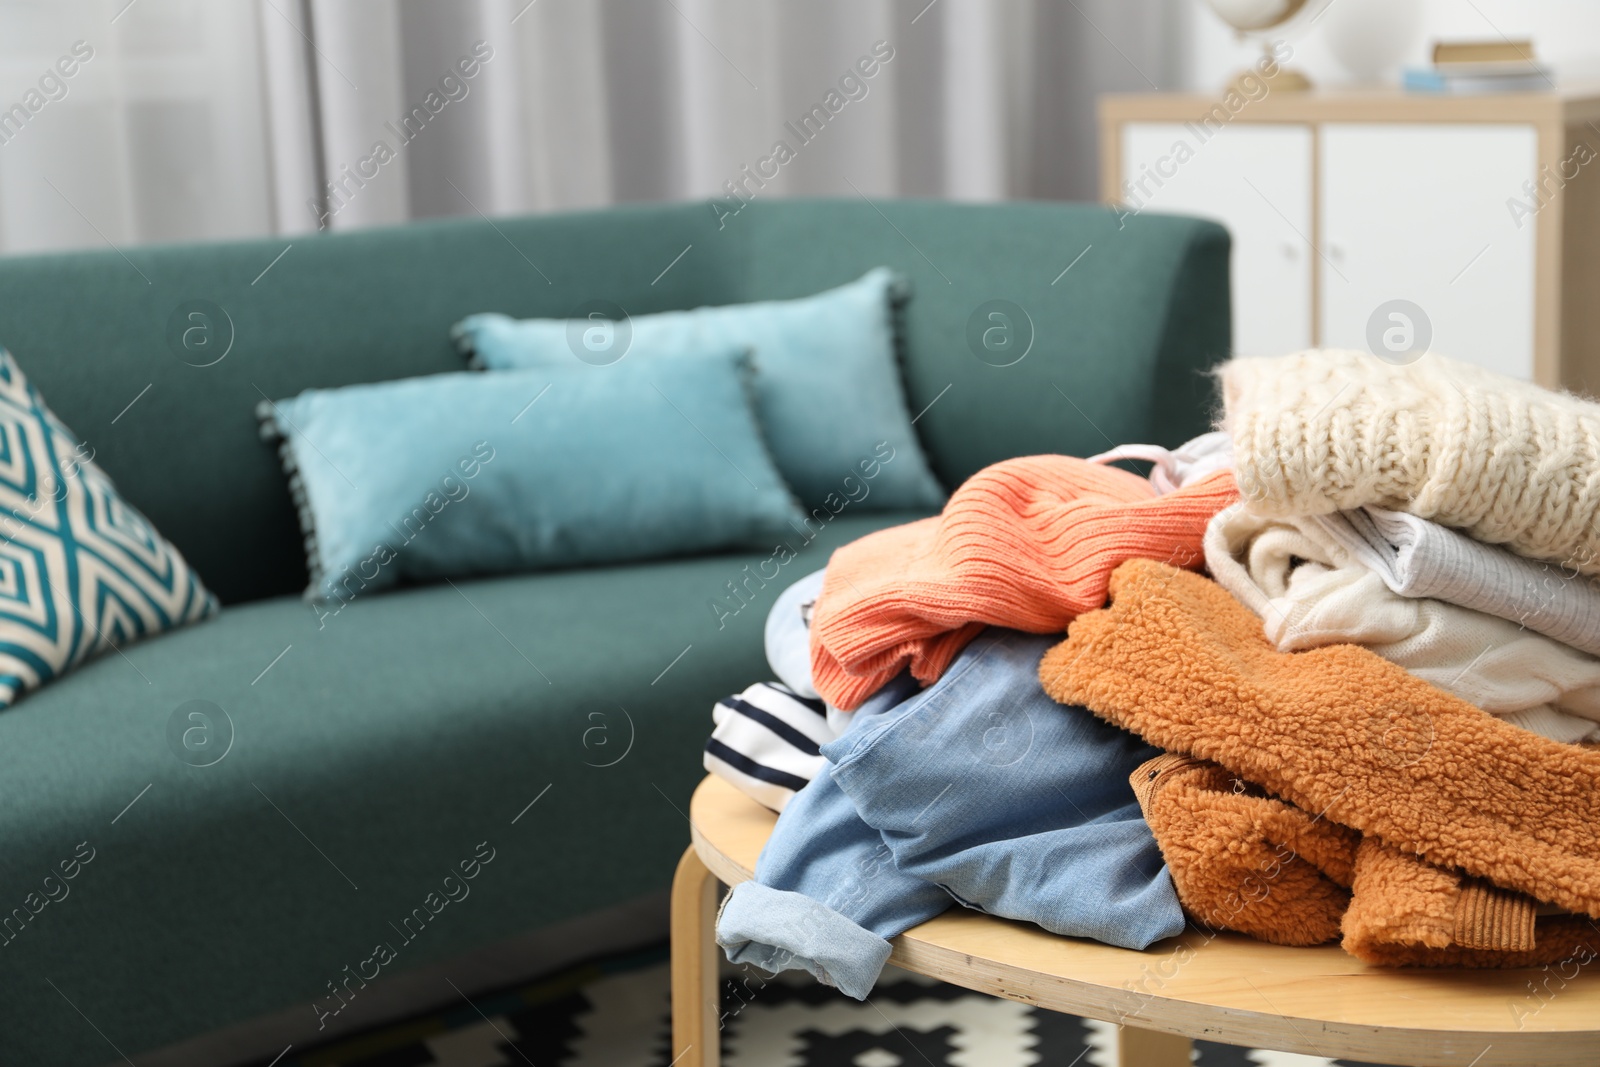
[245,944,1400,1067]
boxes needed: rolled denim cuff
[715,881,891,1000]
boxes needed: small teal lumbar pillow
[451,267,946,512]
[257,348,806,604]
[0,348,217,706]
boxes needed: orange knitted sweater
[808,456,1239,709]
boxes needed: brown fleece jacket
[1132,752,1593,965]
[1344,840,1597,966]
[1132,753,1355,946]
[1041,559,1600,922]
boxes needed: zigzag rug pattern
[251,945,1404,1067]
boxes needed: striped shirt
[704,682,841,811]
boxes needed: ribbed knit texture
[1220,349,1600,573]
[1319,506,1600,658]
[1133,751,1581,966]
[1338,841,1593,968]
[808,458,1239,710]
[1453,879,1536,953]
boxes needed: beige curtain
[0,0,1188,252]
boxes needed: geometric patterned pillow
[0,348,216,706]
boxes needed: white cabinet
[1101,90,1600,390]
[1120,123,1313,358]
[1319,123,1536,379]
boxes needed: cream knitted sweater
[1220,350,1600,574]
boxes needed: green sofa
[0,198,1228,1064]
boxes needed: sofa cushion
[258,353,802,600]
[734,201,1231,491]
[0,511,920,1064]
[454,268,948,513]
[0,200,1225,606]
[0,347,216,708]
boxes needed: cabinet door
[1319,123,1537,378]
[1120,122,1313,358]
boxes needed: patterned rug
[248,944,1399,1067]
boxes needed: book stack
[1403,40,1553,94]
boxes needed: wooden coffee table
[670,774,1600,1067]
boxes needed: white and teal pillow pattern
[0,348,216,706]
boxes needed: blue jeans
[763,567,826,700]
[717,629,1184,999]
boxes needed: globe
[1202,0,1314,91]
[1204,0,1308,31]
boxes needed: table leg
[1118,1024,1193,1067]
[671,846,723,1067]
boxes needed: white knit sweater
[1220,349,1600,574]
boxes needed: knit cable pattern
[1220,349,1600,573]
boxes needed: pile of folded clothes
[703,348,1600,997]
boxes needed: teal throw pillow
[258,349,805,603]
[452,268,946,512]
